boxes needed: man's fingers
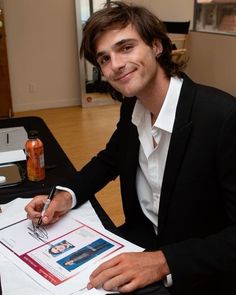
[89,256,124,289]
[25,195,47,219]
[91,255,120,277]
[25,191,72,226]
[88,252,169,292]
[102,273,133,292]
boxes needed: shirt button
[151,129,158,137]
[153,192,158,198]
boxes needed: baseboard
[12,98,81,112]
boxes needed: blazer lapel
[158,75,196,235]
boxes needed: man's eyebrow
[96,38,137,60]
[112,38,137,48]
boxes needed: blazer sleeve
[59,98,136,206]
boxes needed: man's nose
[110,54,125,71]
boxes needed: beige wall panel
[186,31,236,97]
[128,0,194,24]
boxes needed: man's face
[51,244,66,254]
[95,24,162,98]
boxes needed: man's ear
[152,39,163,58]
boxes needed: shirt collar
[132,76,183,133]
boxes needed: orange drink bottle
[25,130,45,181]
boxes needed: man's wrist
[157,250,173,287]
[55,186,77,208]
[157,250,170,277]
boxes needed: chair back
[163,21,190,61]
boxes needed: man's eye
[99,56,110,65]
[122,45,133,52]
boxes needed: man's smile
[113,68,137,82]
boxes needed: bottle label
[26,141,45,181]
[39,153,45,168]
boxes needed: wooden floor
[15,104,125,227]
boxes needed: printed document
[0,200,143,295]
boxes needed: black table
[0,116,76,202]
[0,116,116,230]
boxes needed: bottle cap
[28,130,39,139]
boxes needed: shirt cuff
[163,273,173,287]
[55,186,77,209]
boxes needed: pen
[37,186,56,228]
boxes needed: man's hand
[25,190,72,225]
[87,250,170,293]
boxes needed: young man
[25,2,236,295]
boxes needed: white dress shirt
[132,76,183,234]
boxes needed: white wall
[3,0,81,112]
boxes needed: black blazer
[69,74,236,295]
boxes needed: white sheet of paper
[0,127,28,152]
[0,198,28,229]
[0,198,143,295]
[0,126,27,164]
[0,149,26,164]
